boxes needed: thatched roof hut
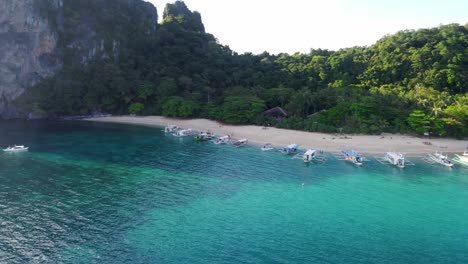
[262,107,288,118]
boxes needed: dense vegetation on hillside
[19,1,468,137]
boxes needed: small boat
[428,152,453,167]
[3,145,29,152]
[455,151,468,163]
[164,124,178,133]
[341,149,363,166]
[173,129,193,137]
[303,149,317,163]
[261,143,274,151]
[214,135,230,145]
[233,139,248,147]
[385,151,405,168]
[195,131,215,141]
[282,144,299,155]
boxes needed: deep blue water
[0,121,467,263]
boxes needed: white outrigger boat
[233,138,248,147]
[164,124,179,133]
[261,143,274,151]
[195,131,215,141]
[3,145,29,152]
[341,149,363,166]
[214,135,230,145]
[303,149,317,163]
[281,144,299,155]
[173,129,193,137]
[454,151,468,164]
[428,152,454,167]
[384,151,405,168]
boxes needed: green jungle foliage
[20,1,468,138]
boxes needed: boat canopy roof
[386,152,403,159]
[287,144,299,149]
[434,152,449,159]
[342,149,361,157]
[304,149,316,155]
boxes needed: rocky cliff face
[0,0,60,118]
[0,0,158,118]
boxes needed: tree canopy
[19,1,468,138]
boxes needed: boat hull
[342,150,363,166]
[233,139,248,147]
[3,148,28,152]
[346,159,362,166]
[384,153,405,168]
[429,154,454,167]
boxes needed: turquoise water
[0,121,467,263]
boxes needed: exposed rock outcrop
[0,0,158,118]
[163,1,204,33]
[0,0,60,118]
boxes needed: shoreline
[84,116,468,156]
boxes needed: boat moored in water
[3,145,29,152]
[385,151,405,168]
[173,129,193,137]
[455,151,468,164]
[214,135,230,145]
[428,152,454,167]
[195,131,215,141]
[261,143,274,151]
[303,149,317,163]
[233,138,248,147]
[282,144,299,155]
[341,149,363,166]
[164,124,179,133]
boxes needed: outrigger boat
[303,149,317,163]
[3,145,29,152]
[164,124,178,133]
[281,144,299,155]
[455,151,468,164]
[214,135,230,145]
[341,149,363,166]
[233,138,248,147]
[173,129,193,137]
[384,151,405,168]
[195,131,215,141]
[428,152,453,167]
[261,143,274,151]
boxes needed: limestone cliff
[163,1,205,33]
[0,0,158,118]
[0,0,59,118]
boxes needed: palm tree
[431,104,442,117]
[417,98,428,107]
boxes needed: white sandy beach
[85,116,468,155]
